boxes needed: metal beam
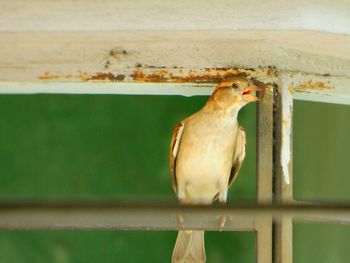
[273,75,294,263]
[256,84,274,263]
[0,31,349,83]
[0,82,214,97]
[0,203,349,231]
[1,72,349,106]
[286,72,350,106]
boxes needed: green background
[0,95,349,262]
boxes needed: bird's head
[207,78,260,110]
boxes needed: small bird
[169,78,260,263]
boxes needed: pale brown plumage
[169,78,259,263]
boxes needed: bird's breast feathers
[175,111,239,202]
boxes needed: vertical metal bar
[256,85,274,263]
[274,75,293,263]
[257,86,274,203]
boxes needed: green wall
[294,101,350,263]
[0,95,349,262]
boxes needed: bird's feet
[217,215,227,231]
[177,214,185,228]
[217,215,234,231]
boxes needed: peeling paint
[38,71,90,81]
[281,86,293,185]
[131,67,276,83]
[87,72,125,81]
[38,71,125,82]
[37,67,277,84]
[288,79,335,92]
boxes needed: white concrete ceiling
[0,0,349,103]
[1,0,350,34]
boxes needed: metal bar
[257,85,274,203]
[256,219,273,263]
[2,78,350,107]
[0,32,349,83]
[273,76,294,263]
[256,86,274,263]
[0,203,349,231]
[274,75,293,199]
[286,72,350,106]
[1,72,350,107]
[0,82,214,97]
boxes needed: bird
[169,77,260,263]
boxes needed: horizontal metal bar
[281,72,350,106]
[293,91,350,105]
[0,82,214,97]
[1,71,350,106]
[0,203,349,231]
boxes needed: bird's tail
[172,230,206,263]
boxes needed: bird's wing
[169,121,185,194]
[228,126,247,188]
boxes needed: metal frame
[1,71,350,105]
[1,203,349,230]
[1,72,350,263]
[256,83,274,263]
[0,1,349,261]
[274,77,293,263]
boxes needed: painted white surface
[1,72,350,106]
[293,92,350,105]
[1,0,350,34]
[0,31,349,80]
[287,72,350,105]
[280,80,293,185]
[0,82,214,97]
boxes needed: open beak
[242,86,259,102]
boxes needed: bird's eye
[231,84,239,89]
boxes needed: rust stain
[131,68,260,83]
[38,71,90,81]
[38,71,125,82]
[266,67,275,77]
[38,67,276,84]
[290,80,335,92]
[87,72,125,81]
[38,72,60,80]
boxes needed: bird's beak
[242,86,259,102]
